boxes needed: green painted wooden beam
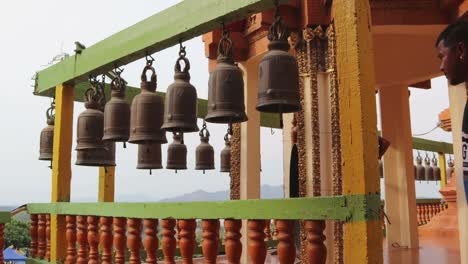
[27,194,381,222]
[34,0,285,95]
[412,137,453,154]
[0,211,11,224]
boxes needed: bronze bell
[195,121,215,173]
[39,101,55,161]
[76,141,116,167]
[416,153,425,181]
[432,155,441,182]
[137,143,162,173]
[103,74,130,143]
[205,28,247,124]
[220,132,231,173]
[76,84,105,151]
[424,154,433,181]
[256,6,300,113]
[128,62,167,144]
[166,132,187,171]
[161,46,199,133]
[447,157,454,180]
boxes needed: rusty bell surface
[416,154,425,181]
[39,103,55,161]
[103,75,130,142]
[137,143,162,170]
[76,87,105,151]
[76,141,116,167]
[166,132,187,170]
[128,64,167,144]
[205,30,247,124]
[256,10,300,113]
[195,125,214,172]
[161,53,199,133]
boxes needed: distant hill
[160,184,283,202]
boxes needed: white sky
[0,1,452,205]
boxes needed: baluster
[45,214,51,261]
[416,205,422,225]
[224,219,242,264]
[100,217,113,264]
[179,219,196,264]
[113,217,127,264]
[264,219,272,240]
[37,214,46,259]
[436,203,441,214]
[65,215,77,264]
[304,220,327,264]
[275,220,296,263]
[247,220,266,264]
[161,219,176,264]
[202,219,220,264]
[0,224,4,264]
[429,204,434,221]
[76,216,88,264]
[424,205,430,223]
[421,205,427,224]
[30,214,38,258]
[87,216,99,264]
[128,218,143,264]
[144,219,159,264]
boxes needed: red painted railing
[416,200,447,226]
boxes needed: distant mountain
[160,184,283,202]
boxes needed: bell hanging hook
[178,39,187,58]
[145,52,155,66]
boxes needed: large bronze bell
[128,62,167,144]
[220,131,231,173]
[76,141,116,167]
[424,154,433,181]
[137,143,162,173]
[161,46,199,133]
[39,101,55,161]
[166,132,187,171]
[256,6,300,113]
[195,121,214,173]
[103,74,130,143]
[416,153,425,181]
[205,28,247,124]
[76,84,105,151]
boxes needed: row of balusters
[416,202,447,225]
[29,214,326,264]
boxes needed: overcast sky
[0,1,452,205]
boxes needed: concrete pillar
[448,82,468,264]
[380,84,418,248]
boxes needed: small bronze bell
[256,4,300,113]
[378,159,383,179]
[129,60,167,144]
[161,45,199,133]
[76,82,105,151]
[424,154,433,182]
[432,155,441,182]
[195,121,215,173]
[39,101,55,161]
[76,141,116,167]
[416,153,425,181]
[220,129,231,173]
[137,143,162,173]
[205,27,247,124]
[166,132,187,171]
[446,157,454,180]
[103,73,130,143]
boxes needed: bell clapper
[175,169,178,174]
[123,142,126,148]
[150,169,152,175]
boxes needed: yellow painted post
[438,152,447,188]
[99,167,115,202]
[332,0,383,263]
[50,84,74,262]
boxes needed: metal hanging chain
[268,0,289,42]
[224,123,233,143]
[200,120,210,138]
[145,52,155,66]
[218,22,233,58]
[179,39,187,58]
[46,98,56,123]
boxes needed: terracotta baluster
[87,216,99,264]
[421,205,427,224]
[436,203,441,214]
[179,219,196,264]
[0,224,4,264]
[161,219,177,264]
[247,220,266,264]
[264,219,272,240]
[224,219,242,264]
[429,204,434,221]
[127,218,143,264]
[273,219,278,239]
[202,219,220,264]
[100,217,113,264]
[425,205,430,223]
[76,216,88,264]
[30,214,39,258]
[416,205,422,225]
[275,220,296,263]
[65,215,77,264]
[113,217,127,264]
[144,219,159,264]
[45,214,51,261]
[304,220,327,264]
[37,214,46,259]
